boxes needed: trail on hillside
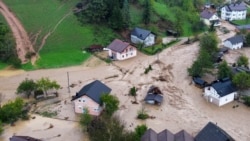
[0,1,37,64]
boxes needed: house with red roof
[107,39,137,60]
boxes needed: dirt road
[0,1,36,63]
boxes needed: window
[78,99,81,102]
[130,48,133,51]
[94,108,99,112]
[131,53,133,55]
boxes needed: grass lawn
[130,5,143,27]
[232,19,250,25]
[0,62,8,69]
[3,0,117,69]
[152,2,176,22]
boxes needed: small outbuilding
[144,86,163,105]
[223,35,244,50]
[193,77,208,88]
[131,27,155,47]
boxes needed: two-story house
[220,2,247,21]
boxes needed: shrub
[40,111,57,117]
[137,107,149,120]
[242,96,250,107]
[144,65,153,74]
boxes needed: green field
[3,0,116,69]
[232,19,250,26]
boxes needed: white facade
[223,40,243,49]
[221,7,247,21]
[204,87,237,106]
[108,46,137,60]
[131,33,155,47]
[201,14,220,26]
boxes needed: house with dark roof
[9,136,41,141]
[200,10,220,26]
[107,39,137,60]
[71,80,111,116]
[141,128,193,141]
[131,27,155,47]
[223,35,244,50]
[144,86,163,105]
[195,122,235,141]
[203,78,237,106]
[220,2,247,21]
[193,77,208,88]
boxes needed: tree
[109,6,124,30]
[199,33,218,55]
[218,61,232,79]
[134,124,147,141]
[0,98,24,123]
[84,0,108,23]
[233,72,250,90]
[246,31,250,47]
[122,0,130,28]
[188,60,203,77]
[129,86,137,102]
[101,94,119,116]
[143,0,152,25]
[242,96,250,107]
[79,108,92,131]
[0,120,3,135]
[237,55,249,67]
[36,77,60,97]
[16,78,37,98]
[198,49,213,69]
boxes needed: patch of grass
[130,5,143,26]
[40,111,57,118]
[232,19,250,26]
[152,2,176,22]
[182,22,193,36]
[21,62,34,71]
[0,62,8,69]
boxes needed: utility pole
[67,72,70,94]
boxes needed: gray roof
[236,24,250,30]
[71,80,111,104]
[200,10,216,19]
[224,2,246,11]
[175,130,194,141]
[144,94,163,103]
[141,128,158,141]
[225,35,244,44]
[107,39,130,53]
[211,78,237,97]
[10,136,41,141]
[158,129,175,141]
[195,122,235,141]
[131,27,152,40]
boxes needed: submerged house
[107,39,137,60]
[144,86,163,105]
[131,27,155,47]
[223,35,244,50]
[71,80,111,116]
[203,78,237,106]
[195,122,235,141]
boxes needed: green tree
[101,94,119,116]
[188,60,203,77]
[84,0,108,23]
[233,72,250,90]
[36,77,60,97]
[134,124,147,141]
[218,61,232,79]
[242,96,250,107]
[0,98,24,123]
[0,120,3,135]
[79,108,92,130]
[199,33,218,55]
[237,55,249,67]
[129,86,137,102]
[122,0,130,28]
[143,0,152,25]
[109,6,124,30]
[198,49,213,68]
[16,78,37,98]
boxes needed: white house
[220,2,247,21]
[200,10,220,26]
[131,27,155,47]
[223,35,244,49]
[204,78,237,106]
[107,39,137,60]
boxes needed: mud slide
[0,1,36,64]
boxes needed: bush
[137,107,149,120]
[9,56,21,68]
[242,96,250,107]
[144,65,153,74]
[0,121,3,135]
[134,124,148,141]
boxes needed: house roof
[195,122,235,141]
[131,27,152,40]
[225,35,244,45]
[224,2,247,11]
[107,39,130,53]
[158,129,175,141]
[211,78,237,97]
[174,130,194,141]
[71,80,111,104]
[200,10,216,19]
[10,136,41,141]
[141,128,158,141]
[144,94,163,103]
[236,24,250,30]
[193,77,207,86]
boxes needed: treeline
[0,22,20,68]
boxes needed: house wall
[204,87,236,106]
[108,46,137,60]
[223,40,243,49]
[73,95,102,116]
[221,7,246,21]
[131,34,155,47]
